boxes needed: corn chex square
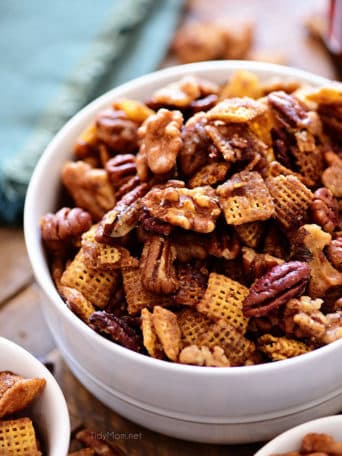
[217,171,274,225]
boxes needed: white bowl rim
[255,415,342,455]
[0,336,70,455]
[24,60,342,377]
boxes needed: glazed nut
[267,90,313,130]
[179,345,230,367]
[96,107,139,153]
[138,108,183,174]
[140,235,179,294]
[311,188,339,233]
[40,207,92,242]
[96,183,149,240]
[62,161,116,221]
[89,311,142,352]
[143,184,221,233]
[327,237,342,272]
[105,154,136,189]
[243,261,311,317]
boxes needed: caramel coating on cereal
[217,171,274,225]
[152,306,181,361]
[0,372,46,418]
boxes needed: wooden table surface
[0,0,338,454]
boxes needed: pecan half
[89,311,142,352]
[322,161,342,198]
[311,188,339,233]
[62,161,116,221]
[143,184,221,233]
[96,107,139,153]
[105,154,136,189]
[327,237,342,272]
[96,183,148,240]
[40,207,92,242]
[138,108,183,174]
[291,224,342,297]
[140,211,173,236]
[243,261,311,317]
[115,175,140,201]
[267,91,313,130]
[140,235,178,294]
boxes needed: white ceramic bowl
[0,337,70,455]
[24,61,342,444]
[256,415,342,455]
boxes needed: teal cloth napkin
[0,0,183,224]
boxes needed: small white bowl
[24,60,342,444]
[0,337,70,456]
[255,415,342,456]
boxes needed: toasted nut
[243,261,311,317]
[143,184,221,233]
[311,188,339,232]
[96,107,139,153]
[140,236,178,294]
[138,109,183,175]
[179,345,230,367]
[105,154,136,189]
[62,161,115,221]
[40,207,92,242]
[96,184,148,239]
[327,237,342,272]
[89,311,142,352]
[268,91,315,130]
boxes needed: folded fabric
[0,0,183,224]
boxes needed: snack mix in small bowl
[0,371,46,455]
[40,70,342,368]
